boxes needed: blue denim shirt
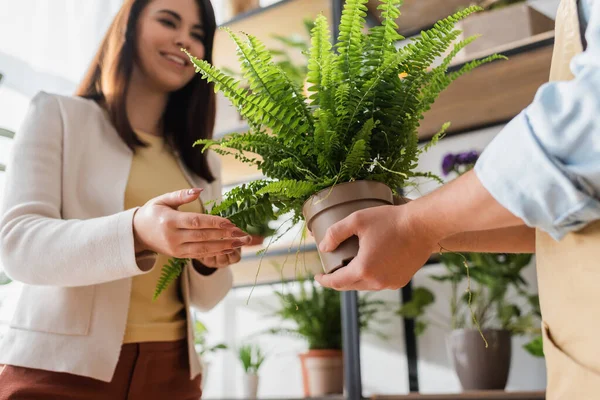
[474,0,600,241]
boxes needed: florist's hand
[133,188,251,259]
[314,202,440,291]
[196,248,242,269]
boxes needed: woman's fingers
[226,250,241,265]
[179,228,250,244]
[180,238,250,258]
[171,210,237,230]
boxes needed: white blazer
[0,92,233,382]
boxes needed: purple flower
[441,154,456,176]
[456,150,479,165]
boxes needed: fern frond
[336,0,369,82]
[257,180,320,200]
[306,14,333,106]
[154,258,188,300]
[420,54,507,115]
[421,122,450,153]
[409,171,444,185]
[314,110,341,175]
[341,139,368,180]
[365,0,403,69]
[184,49,305,144]
[244,32,314,129]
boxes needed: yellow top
[123,130,203,344]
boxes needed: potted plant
[154,0,506,298]
[264,275,390,396]
[238,343,267,399]
[397,150,543,391]
[194,320,229,390]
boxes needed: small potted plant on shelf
[194,320,229,390]
[397,150,543,391]
[238,342,267,399]
[264,275,391,397]
[154,0,506,298]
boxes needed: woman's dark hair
[75,0,217,182]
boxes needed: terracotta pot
[302,180,394,274]
[298,350,344,397]
[447,329,512,391]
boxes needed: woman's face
[135,0,206,92]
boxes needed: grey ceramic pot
[447,329,512,391]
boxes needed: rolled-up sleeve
[474,0,600,241]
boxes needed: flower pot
[302,180,394,274]
[453,4,554,59]
[447,329,512,391]
[298,350,344,397]
[243,373,259,399]
[200,359,210,390]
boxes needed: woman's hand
[196,248,242,269]
[132,188,251,259]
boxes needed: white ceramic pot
[243,373,259,399]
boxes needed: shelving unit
[209,1,554,399]
[419,30,555,139]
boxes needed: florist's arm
[315,171,528,291]
[315,2,600,291]
[438,225,535,254]
[473,0,600,241]
[396,196,536,254]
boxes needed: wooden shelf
[371,391,545,400]
[231,244,322,288]
[367,0,475,37]
[213,0,330,75]
[418,31,555,140]
[202,392,543,400]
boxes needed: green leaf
[153,258,187,300]
[523,335,544,357]
[0,271,12,285]
[414,320,427,336]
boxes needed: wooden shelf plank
[231,246,323,288]
[213,0,330,75]
[418,32,554,140]
[367,0,475,37]
[371,391,545,400]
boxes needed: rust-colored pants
[0,339,202,400]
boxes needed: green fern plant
[238,343,267,374]
[264,275,392,350]
[153,0,506,299]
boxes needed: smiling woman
[0,0,246,398]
